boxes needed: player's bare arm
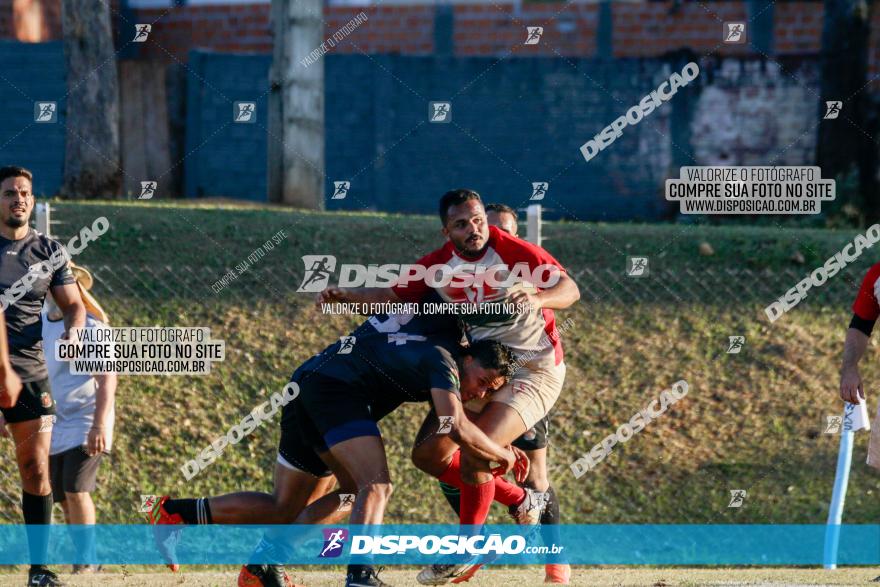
[430,387,518,475]
[89,372,117,456]
[840,327,869,404]
[0,311,21,409]
[535,271,580,309]
[508,271,580,310]
[51,282,87,336]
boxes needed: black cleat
[27,567,64,586]
[237,564,296,587]
[346,565,391,587]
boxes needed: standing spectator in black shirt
[0,166,85,587]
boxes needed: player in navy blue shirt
[147,306,524,587]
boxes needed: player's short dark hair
[438,188,482,226]
[0,166,33,186]
[463,339,516,379]
[485,203,518,220]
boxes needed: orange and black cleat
[544,563,571,584]
[238,564,302,587]
[142,495,183,573]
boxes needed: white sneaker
[508,487,548,525]
[416,559,480,585]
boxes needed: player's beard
[4,215,27,228]
[455,233,487,258]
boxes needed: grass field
[1,201,880,574]
[3,567,880,586]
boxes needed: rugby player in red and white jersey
[426,203,570,584]
[319,189,580,584]
[840,263,880,404]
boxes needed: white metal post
[34,203,51,237]
[526,204,542,247]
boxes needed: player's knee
[20,457,48,483]
[359,481,393,502]
[64,492,91,507]
[459,450,489,474]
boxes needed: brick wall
[613,2,750,58]
[2,1,866,63]
[178,51,820,218]
[775,2,823,54]
[131,4,273,63]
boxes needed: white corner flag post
[525,204,542,247]
[824,399,871,569]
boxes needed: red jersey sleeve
[489,225,567,275]
[852,263,880,321]
[391,247,449,303]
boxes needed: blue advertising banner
[0,524,877,566]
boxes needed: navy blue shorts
[279,369,390,477]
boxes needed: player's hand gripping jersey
[391,225,566,368]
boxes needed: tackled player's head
[485,203,518,237]
[438,188,489,256]
[0,166,34,229]
[456,339,516,402]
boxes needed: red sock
[437,450,524,510]
[438,451,463,486]
[460,480,495,525]
[492,476,525,507]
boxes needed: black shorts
[49,446,103,502]
[512,414,550,451]
[279,369,390,478]
[0,378,55,424]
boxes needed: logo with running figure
[332,181,350,200]
[38,415,55,432]
[34,102,57,123]
[728,489,746,508]
[723,22,746,44]
[133,24,151,42]
[318,528,348,558]
[727,336,745,354]
[530,182,548,201]
[337,494,355,511]
[234,102,256,123]
[524,27,543,45]
[297,255,337,292]
[626,256,649,277]
[338,336,356,354]
[824,415,842,434]
[140,181,157,200]
[429,102,451,123]
[437,416,454,434]
[824,101,842,120]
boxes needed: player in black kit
[147,304,525,587]
[0,167,86,587]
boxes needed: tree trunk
[59,0,121,199]
[817,0,878,223]
[268,0,324,209]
